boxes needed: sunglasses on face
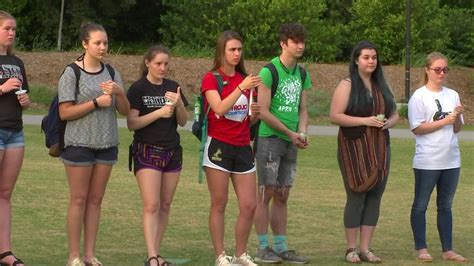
[429,67,449,74]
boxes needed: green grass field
[10,125,474,265]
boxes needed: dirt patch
[18,51,474,124]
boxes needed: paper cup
[15,89,27,95]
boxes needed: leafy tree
[160,0,343,61]
[349,0,406,64]
[443,7,473,66]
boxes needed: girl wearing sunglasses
[407,52,467,263]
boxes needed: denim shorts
[255,136,298,187]
[0,128,25,150]
[61,146,118,166]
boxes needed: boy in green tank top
[253,22,312,264]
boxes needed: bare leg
[155,171,180,255]
[253,186,275,235]
[65,165,93,262]
[205,167,230,258]
[269,187,289,235]
[136,168,162,265]
[0,148,24,266]
[359,225,375,252]
[345,227,359,250]
[231,172,256,256]
[83,163,112,261]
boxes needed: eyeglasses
[429,67,449,74]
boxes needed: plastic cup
[376,114,385,121]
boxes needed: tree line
[2,0,473,66]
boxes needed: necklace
[279,57,297,75]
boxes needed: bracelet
[92,98,99,109]
[237,85,244,92]
[0,88,3,96]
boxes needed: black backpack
[41,63,115,157]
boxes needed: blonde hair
[424,52,448,84]
[0,10,16,55]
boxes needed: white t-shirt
[408,85,462,170]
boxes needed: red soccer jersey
[201,70,251,146]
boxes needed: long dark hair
[212,30,247,76]
[0,10,15,55]
[347,40,396,115]
[140,45,170,78]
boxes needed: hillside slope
[18,51,473,123]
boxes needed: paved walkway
[23,114,474,141]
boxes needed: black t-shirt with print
[127,77,188,149]
[0,55,29,130]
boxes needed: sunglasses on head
[429,67,449,74]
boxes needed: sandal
[0,251,24,266]
[67,257,85,266]
[157,255,173,266]
[417,253,434,263]
[84,257,103,266]
[145,256,158,266]
[359,249,382,264]
[443,254,469,263]
[345,248,361,264]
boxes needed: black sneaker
[277,250,308,264]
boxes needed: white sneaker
[216,251,232,266]
[231,252,257,266]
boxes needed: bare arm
[298,90,309,133]
[206,74,261,116]
[329,79,384,128]
[100,80,129,116]
[412,104,463,135]
[165,87,188,127]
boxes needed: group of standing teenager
[0,9,469,266]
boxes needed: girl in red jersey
[201,31,261,266]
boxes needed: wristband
[92,98,99,109]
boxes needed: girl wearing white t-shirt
[408,52,467,263]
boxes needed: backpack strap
[198,71,225,184]
[263,63,279,99]
[203,71,225,117]
[104,63,115,81]
[264,62,307,99]
[65,63,81,98]
[299,65,307,85]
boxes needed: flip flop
[416,253,434,263]
[443,254,469,263]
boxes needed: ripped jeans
[255,136,298,187]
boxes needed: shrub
[28,85,56,107]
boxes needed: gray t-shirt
[58,64,122,149]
